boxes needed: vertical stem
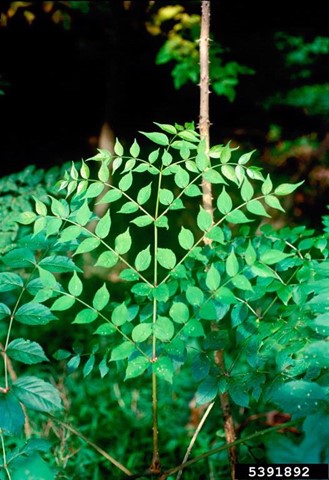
[199,0,213,225]
[150,171,162,473]
[199,2,237,479]
[0,430,12,480]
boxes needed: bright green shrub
[0,122,328,478]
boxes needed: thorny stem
[199,2,236,478]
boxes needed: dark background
[0,0,328,189]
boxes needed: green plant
[1,120,328,478]
[146,5,254,101]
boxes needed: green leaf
[169,198,185,210]
[155,216,169,229]
[97,189,122,204]
[137,182,152,205]
[68,271,83,296]
[209,144,223,158]
[197,206,213,231]
[94,323,116,335]
[154,122,177,134]
[162,150,172,166]
[112,156,123,173]
[153,357,174,383]
[15,303,57,325]
[220,144,231,164]
[245,241,257,265]
[114,138,124,156]
[226,210,252,223]
[250,262,279,279]
[50,197,69,218]
[118,201,139,214]
[196,376,218,405]
[221,164,237,183]
[203,169,226,184]
[115,228,132,254]
[132,323,153,343]
[270,381,326,417]
[6,339,48,365]
[67,355,81,373]
[238,150,255,165]
[157,248,176,269]
[226,250,239,277]
[241,177,254,201]
[110,342,135,361]
[83,354,95,377]
[98,162,110,182]
[196,151,209,171]
[130,215,153,227]
[73,309,98,324]
[16,211,37,225]
[261,174,273,195]
[130,139,140,157]
[217,187,233,214]
[51,295,75,311]
[118,173,133,191]
[0,272,23,292]
[178,227,194,250]
[153,122,177,135]
[231,274,253,291]
[80,160,90,178]
[84,182,104,199]
[153,284,170,302]
[2,247,35,268]
[205,226,225,244]
[260,250,293,265]
[174,168,190,188]
[95,210,111,238]
[120,269,139,281]
[228,379,249,407]
[184,184,202,197]
[169,302,189,324]
[125,356,149,380]
[206,264,221,290]
[139,131,169,146]
[112,303,129,326]
[57,225,81,243]
[264,195,285,212]
[159,188,174,205]
[199,301,218,320]
[148,148,160,163]
[154,316,174,342]
[74,201,92,226]
[93,283,110,311]
[95,251,118,268]
[186,286,204,306]
[274,181,304,196]
[301,340,329,368]
[0,392,25,435]
[215,286,237,304]
[98,357,109,377]
[134,245,152,271]
[39,256,79,273]
[184,319,205,337]
[12,376,62,412]
[246,199,271,217]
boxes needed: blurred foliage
[146,4,254,101]
[0,1,89,28]
[265,33,329,116]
